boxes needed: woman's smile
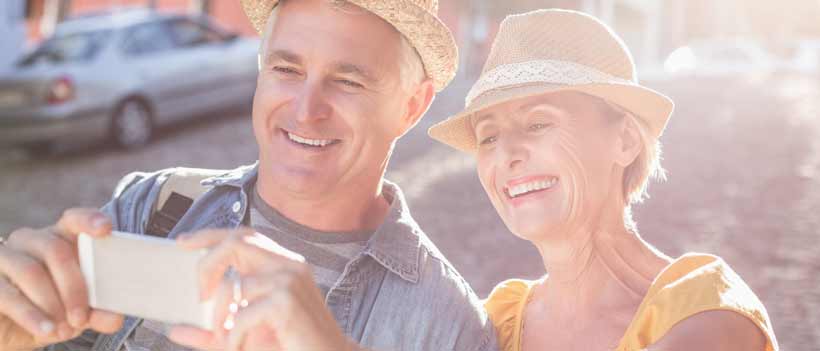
[503,175,560,207]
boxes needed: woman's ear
[614,115,643,168]
[396,78,435,138]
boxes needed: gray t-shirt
[249,184,373,297]
[122,184,372,351]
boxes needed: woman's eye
[336,79,364,89]
[529,122,553,131]
[479,135,497,145]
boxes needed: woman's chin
[505,218,564,242]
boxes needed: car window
[17,30,111,67]
[122,22,175,56]
[167,18,223,48]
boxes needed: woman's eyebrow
[472,112,496,129]
[520,102,570,120]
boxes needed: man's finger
[211,277,233,340]
[196,234,298,301]
[240,271,304,303]
[226,295,283,351]
[0,275,57,339]
[6,230,90,328]
[54,208,112,240]
[0,248,67,328]
[167,325,222,351]
[177,227,254,250]
[85,309,124,334]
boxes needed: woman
[428,9,778,351]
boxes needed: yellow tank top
[483,253,778,351]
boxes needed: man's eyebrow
[264,50,302,66]
[332,61,378,84]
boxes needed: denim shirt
[48,163,498,351]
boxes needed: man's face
[252,0,418,198]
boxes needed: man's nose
[295,80,332,123]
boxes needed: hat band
[465,59,633,106]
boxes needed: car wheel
[112,99,153,149]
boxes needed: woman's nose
[499,132,530,171]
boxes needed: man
[0,0,498,350]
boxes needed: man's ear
[397,78,435,137]
[614,115,643,168]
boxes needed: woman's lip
[504,174,557,188]
[505,183,558,207]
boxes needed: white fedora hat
[240,0,459,92]
[428,9,674,152]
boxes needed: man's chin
[265,167,341,195]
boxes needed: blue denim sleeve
[421,253,500,351]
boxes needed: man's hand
[0,208,124,350]
[168,228,357,351]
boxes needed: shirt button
[232,201,242,213]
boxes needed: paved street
[2,73,819,350]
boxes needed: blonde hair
[621,111,666,205]
[258,0,426,92]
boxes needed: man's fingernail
[58,322,73,339]
[69,307,86,327]
[92,216,109,229]
[39,320,55,335]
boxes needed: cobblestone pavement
[2,74,819,350]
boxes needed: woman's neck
[531,205,671,318]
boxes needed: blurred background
[1,0,819,349]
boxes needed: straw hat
[428,9,674,153]
[240,0,458,92]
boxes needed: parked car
[663,39,777,77]
[0,10,259,153]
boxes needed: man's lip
[279,128,341,142]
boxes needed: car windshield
[17,30,111,67]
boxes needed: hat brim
[428,82,674,153]
[240,0,458,91]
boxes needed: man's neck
[255,174,391,234]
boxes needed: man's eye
[336,79,364,89]
[479,136,497,145]
[273,66,300,75]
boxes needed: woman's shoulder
[619,252,779,350]
[484,278,538,314]
[483,278,538,351]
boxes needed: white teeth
[507,178,558,198]
[287,132,335,147]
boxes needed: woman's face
[474,91,628,241]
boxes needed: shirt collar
[362,180,422,284]
[202,162,422,283]
[200,161,259,189]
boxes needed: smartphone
[77,231,214,330]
